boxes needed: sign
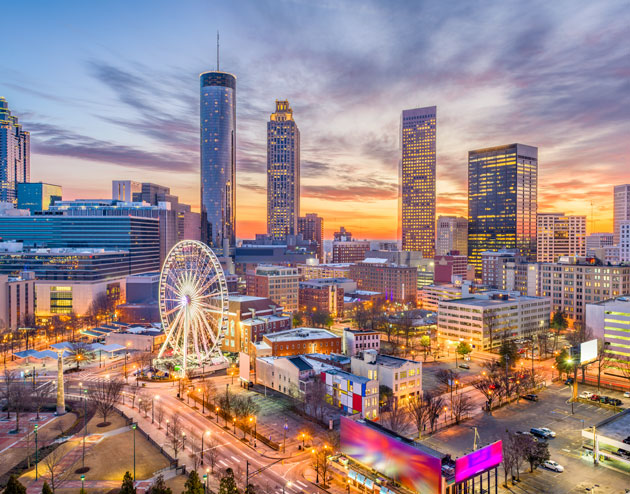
[580,339,597,364]
[455,441,503,483]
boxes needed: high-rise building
[400,106,436,258]
[0,97,30,203]
[246,265,300,313]
[200,70,236,252]
[586,232,614,252]
[620,222,630,263]
[112,180,142,202]
[298,213,324,262]
[267,100,300,241]
[468,144,538,273]
[614,184,630,245]
[334,226,352,242]
[435,216,467,256]
[332,240,370,263]
[481,249,518,288]
[349,259,417,304]
[17,182,62,212]
[536,213,586,262]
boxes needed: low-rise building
[298,262,353,281]
[0,271,35,329]
[322,368,379,419]
[299,278,353,317]
[433,253,469,284]
[104,327,165,352]
[343,328,381,356]
[585,296,630,363]
[332,240,370,264]
[255,327,342,357]
[419,282,472,311]
[351,350,422,403]
[437,292,551,351]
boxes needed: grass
[86,412,127,434]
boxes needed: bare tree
[169,413,185,459]
[2,369,16,419]
[500,431,517,487]
[405,394,430,438]
[42,446,70,493]
[156,404,165,429]
[450,394,474,424]
[89,378,124,426]
[593,339,610,391]
[425,392,445,432]
[138,393,151,418]
[32,380,54,420]
[311,445,332,487]
[304,377,327,421]
[381,398,409,435]
[8,380,29,433]
[206,434,220,474]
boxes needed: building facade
[112,181,142,202]
[0,97,30,204]
[400,106,436,257]
[17,183,62,213]
[299,278,348,317]
[614,184,630,245]
[481,250,518,288]
[419,282,473,312]
[436,216,467,257]
[349,259,417,304]
[267,101,300,241]
[468,144,538,273]
[298,214,324,263]
[343,328,381,356]
[200,71,236,252]
[299,262,352,280]
[536,213,586,262]
[620,222,630,263]
[246,265,300,312]
[322,368,379,420]
[257,327,342,357]
[0,272,35,329]
[433,254,469,284]
[332,240,370,264]
[586,296,630,364]
[586,233,615,252]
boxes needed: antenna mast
[217,31,220,71]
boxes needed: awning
[348,470,357,480]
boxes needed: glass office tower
[200,71,236,253]
[267,100,300,241]
[400,106,436,258]
[468,143,538,274]
[0,97,30,203]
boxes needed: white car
[624,391,630,398]
[543,460,564,472]
[539,427,557,438]
[580,391,594,399]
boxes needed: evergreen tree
[148,474,172,494]
[120,472,136,494]
[498,340,518,368]
[3,476,26,494]
[218,468,241,494]
[41,482,53,494]
[183,471,204,494]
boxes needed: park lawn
[86,411,128,434]
[19,439,79,483]
[65,429,169,481]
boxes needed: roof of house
[263,327,340,342]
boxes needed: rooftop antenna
[217,31,220,71]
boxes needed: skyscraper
[435,215,468,256]
[400,106,436,258]
[468,144,538,273]
[267,100,300,241]
[0,97,30,203]
[614,184,630,245]
[200,70,236,252]
[536,213,586,262]
[298,213,324,262]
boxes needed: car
[523,394,538,401]
[539,427,556,438]
[530,428,552,439]
[580,391,594,399]
[590,394,600,401]
[623,436,630,445]
[624,391,630,398]
[599,396,610,404]
[618,449,630,459]
[543,460,564,472]
[565,378,574,385]
[459,363,470,369]
[608,398,622,406]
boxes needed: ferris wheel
[157,240,229,376]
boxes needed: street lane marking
[219,460,229,467]
[296,481,308,488]
[231,455,241,463]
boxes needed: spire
[217,31,220,71]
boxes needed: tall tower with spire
[200,34,236,253]
[0,97,30,203]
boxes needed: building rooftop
[288,355,313,372]
[444,294,545,307]
[324,368,372,384]
[593,409,630,444]
[263,327,339,342]
[354,351,421,369]
[241,314,289,325]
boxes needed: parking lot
[420,382,630,493]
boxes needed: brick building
[349,259,417,304]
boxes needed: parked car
[530,428,552,439]
[608,398,622,406]
[459,363,470,369]
[617,449,630,459]
[539,427,556,438]
[599,396,610,404]
[590,394,600,401]
[580,391,594,399]
[624,391,630,398]
[523,394,539,401]
[543,460,564,472]
[565,378,574,385]
[623,436,630,445]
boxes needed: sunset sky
[2,0,628,240]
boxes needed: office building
[536,213,586,262]
[366,249,435,288]
[343,328,381,356]
[334,226,353,241]
[236,243,317,267]
[419,282,474,312]
[501,260,540,296]
[0,97,30,203]
[246,265,300,312]
[17,183,62,213]
[468,144,538,273]
[433,253,469,284]
[267,101,300,241]
[200,70,236,251]
[351,350,422,403]
[0,272,35,330]
[349,259,417,304]
[436,216,467,257]
[332,240,370,263]
[112,181,142,202]
[437,293,550,351]
[299,262,352,280]
[0,215,159,274]
[299,278,351,317]
[253,327,342,357]
[614,185,630,245]
[620,222,630,263]
[481,250,518,288]
[586,296,630,363]
[400,106,436,257]
[586,232,615,252]
[539,257,630,325]
[298,213,324,263]
[116,272,160,324]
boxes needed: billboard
[580,339,597,364]
[340,417,441,493]
[455,441,503,483]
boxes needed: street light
[201,431,209,465]
[215,406,220,423]
[152,395,159,424]
[283,481,292,494]
[312,448,319,483]
[203,474,207,494]
[301,432,306,448]
[82,388,88,469]
[81,475,85,492]
[233,417,236,434]
[34,424,39,480]
[132,423,137,481]
[166,419,169,436]
[283,423,288,453]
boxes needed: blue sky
[2,0,629,238]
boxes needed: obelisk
[56,351,66,415]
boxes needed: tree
[419,335,431,361]
[42,447,70,493]
[183,471,204,494]
[41,481,53,494]
[405,394,430,438]
[396,313,415,352]
[456,341,472,359]
[472,374,496,413]
[292,312,305,328]
[524,437,549,472]
[155,404,165,429]
[550,311,568,352]
[381,398,409,435]
[450,394,474,424]
[555,349,574,379]
[312,445,332,487]
[425,392,445,432]
[138,393,151,418]
[304,377,327,421]
[32,381,53,420]
[500,432,517,487]
[206,434,220,474]
[593,339,610,391]
[378,385,393,409]
[498,340,518,369]
[2,369,16,419]
[3,475,26,494]
[89,378,123,426]
[435,369,458,394]
[120,471,136,494]
[147,476,172,494]
[219,468,241,494]
[65,342,94,370]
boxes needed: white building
[586,232,614,252]
[435,216,468,257]
[419,282,472,311]
[614,184,630,245]
[351,350,422,403]
[536,213,586,262]
[437,293,551,351]
[585,296,630,363]
[620,222,630,263]
[0,272,35,329]
[343,328,381,356]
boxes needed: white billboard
[580,339,598,364]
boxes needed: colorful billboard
[340,417,442,493]
[455,441,503,482]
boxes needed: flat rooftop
[264,327,339,342]
[594,409,630,443]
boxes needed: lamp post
[203,474,207,494]
[301,432,306,448]
[82,388,88,469]
[132,423,136,481]
[124,347,129,383]
[81,475,85,492]
[166,419,169,436]
[283,481,292,494]
[201,431,209,465]
[312,448,319,483]
[34,424,38,480]
[215,406,220,423]
[182,432,187,452]
[283,423,288,453]
[233,417,236,434]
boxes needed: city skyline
[1,1,628,239]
